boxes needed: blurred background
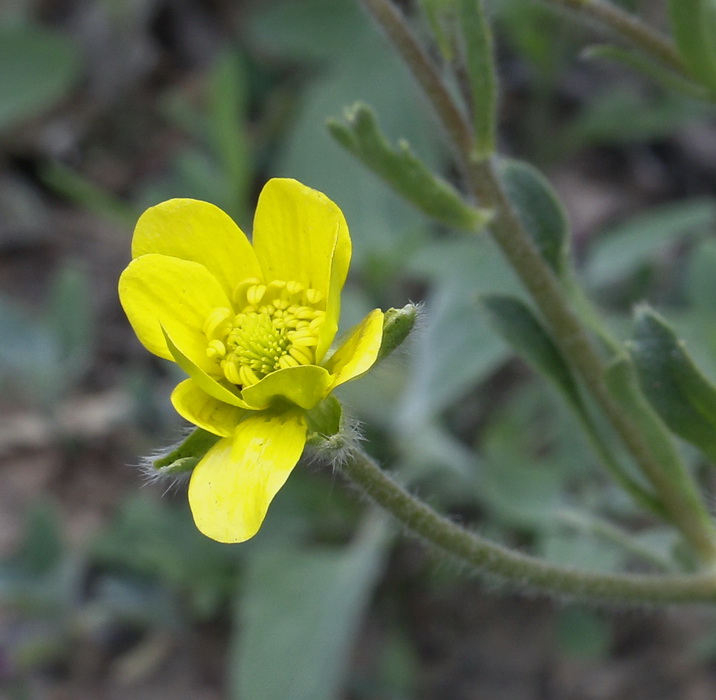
[2,0,716,698]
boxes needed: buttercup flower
[119,179,384,542]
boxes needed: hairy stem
[340,446,716,604]
[357,0,716,565]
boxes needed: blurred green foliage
[0,22,81,133]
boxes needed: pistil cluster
[204,278,325,388]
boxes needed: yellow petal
[241,365,332,411]
[119,253,229,368]
[188,410,307,543]
[324,309,384,389]
[171,379,247,437]
[132,199,262,296]
[163,328,251,409]
[252,179,351,361]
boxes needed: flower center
[204,278,325,388]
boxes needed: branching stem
[357,0,716,566]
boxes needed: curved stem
[541,0,686,76]
[358,0,474,160]
[356,0,716,565]
[340,446,716,604]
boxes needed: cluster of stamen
[204,278,325,388]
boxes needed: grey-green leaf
[668,0,716,96]
[232,517,389,700]
[458,0,497,156]
[498,158,570,277]
[604,355,689,484]
[631,307,716,464]
[328,103,490,230]
[480,294,581,408]
[0,23,81,132]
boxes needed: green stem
[467,151,716,566]
[458,0,497,158]
[541,0,687,76]
[340,446,716,603]
[357,0,716,565]
[358,0,474,160]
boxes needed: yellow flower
[119,178,384,543]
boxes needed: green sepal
[152,427,221,475]
[668,0,716,96]
[480,294,582,409]
[306,395,344,445]
[630,307,716,464]
[498,158,570,277]
[327,103,491,231]
[582,44,710,100]
[377,303,419,362]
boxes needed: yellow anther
[305,288,323,305]
[286,280,304,296]
[223,359,242,385]
[246,284,267,306]
[206,339,226,359]
[232,277,262,307]
[207,277,327,388]
[296,307,316,320]
[239,364,260,387]
[278,354,300,369]
[267,279,287,294]
[289,345,313,365]
[287,328,319,347]
[204,307,232,339]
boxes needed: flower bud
[377,303,420,361]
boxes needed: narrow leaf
[327,103,490,230]
[669,0,716,95]
[459,0,497,156]
[603,356,710,523]
[481,294,661,513]
[604,356,689,484]
[498,158,569,277]
[480,294,581,407]
[631,307,716,464]
[583,44,709,100]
